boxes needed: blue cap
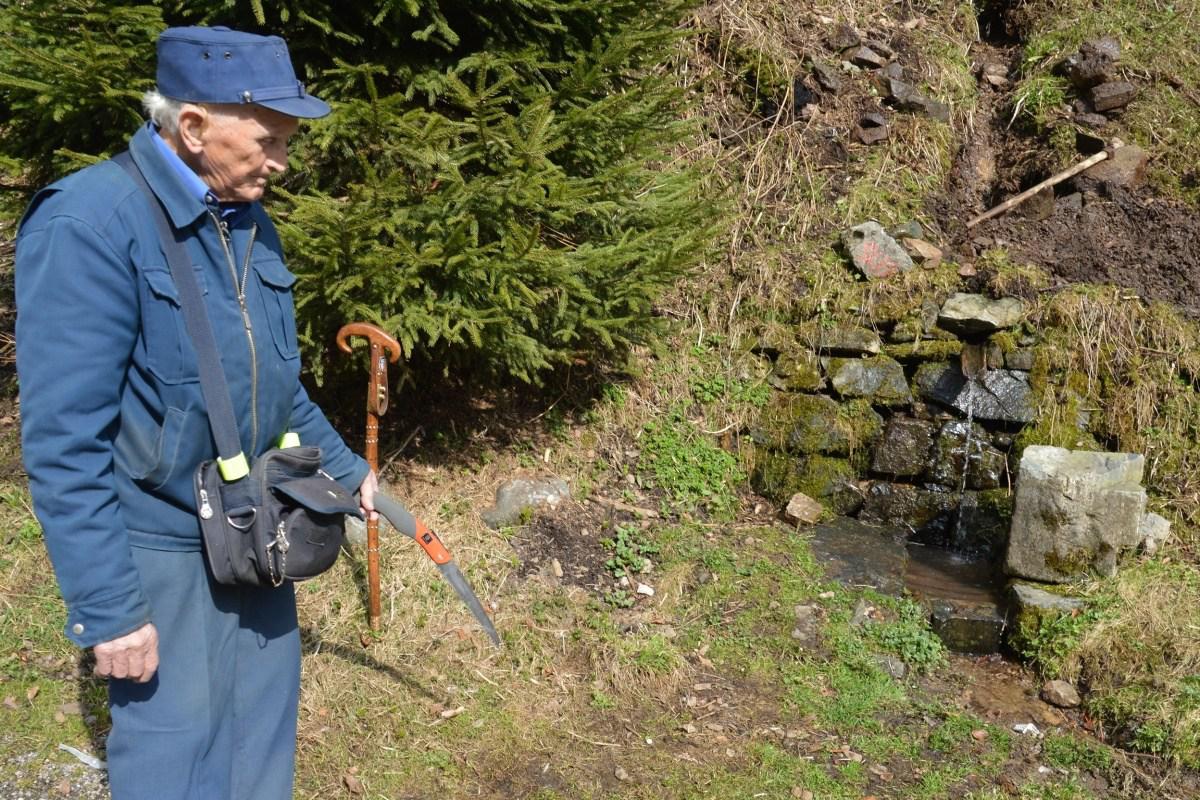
[156,26,330,119]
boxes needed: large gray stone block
[1005,446,1146,582]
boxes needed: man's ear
[177,104,209,155]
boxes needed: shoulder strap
[112,151,249,481]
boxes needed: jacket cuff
[64,585,153,649]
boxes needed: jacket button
[72,623,85,635]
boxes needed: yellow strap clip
[217,452,250,482]
[278,431,301,449]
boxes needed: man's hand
[93,623,159,683]
[358,469,379,522]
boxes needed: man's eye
[261,138,276,146]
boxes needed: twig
[591,495,660,518]
[966,147,1114,228]
[566,729,621,747]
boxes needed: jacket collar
[128,122,209,230]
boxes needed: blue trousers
[106,546,300,800]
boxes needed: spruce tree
[0,0,713,384]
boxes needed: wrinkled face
[192,105,299,203]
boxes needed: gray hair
[141,89,186,134]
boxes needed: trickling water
[952,383,977,551]
[953,343,987,552]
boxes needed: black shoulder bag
[114,152,362,587]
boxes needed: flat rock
[843,221,913,279]
[817,326,881,356]
[785,492,824,525]
[1079,144,1148,190]
[807,519,909,596]
[938,293,1025,336]
[481,477,571,529]
[824,354,912,405]
[930,598,1007,654]
[902,237,943,268]
[1005,446,1147,582]
[847,46,888,70]
[1091,81,1138,112]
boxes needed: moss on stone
[882,339,964,363]
[1044,546,1098,578]
[750,448,805,503]
[797,455,861,515]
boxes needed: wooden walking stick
[336,322,402,631]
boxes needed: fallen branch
[966,143,1122,228]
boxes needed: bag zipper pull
[199,489,213,520]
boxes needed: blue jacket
[16,124,368,648]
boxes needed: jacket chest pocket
[138,264,202,385]
[252,256,300,361]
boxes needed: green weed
[638,411,744,520]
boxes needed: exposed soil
[935,40,1200,317]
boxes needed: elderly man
[15,26,373,799]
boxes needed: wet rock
[811,60,844,94]
[902,237,943,268]
[927,420,1007,490]
[769,349,825,391]
[1090,81,1137,112]
[1139,511,1172,555]
[826,23,861,52]
[929,598,1007,654]
[859,482,958,538]
[823,354,912,405]
[481,477,571,529]
[817,326,881,356]
[871,417,936,478]
[1005,446,1147,582]
[785,492,824,525]
[848,46,888,70]
[807,518,909,596]
[854,113,889,145]
[955,490,1014,556]
[938,293,1025,336]
[1078,144,1148,191]
[843,221,914,280]
[1041,680,1082,709]
[913,362,1036,424]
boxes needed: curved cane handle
[336,322,403,417]
[336,322,402,362]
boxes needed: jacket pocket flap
[273,476,363,518]
[253,256,297,290]
[142,264,207,303]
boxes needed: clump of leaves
[868,599,948,672]
[601,523,659,579]
[638,411,744,520]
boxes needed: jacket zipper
[210,211,260,451]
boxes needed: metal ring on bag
[226,508,257,530]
